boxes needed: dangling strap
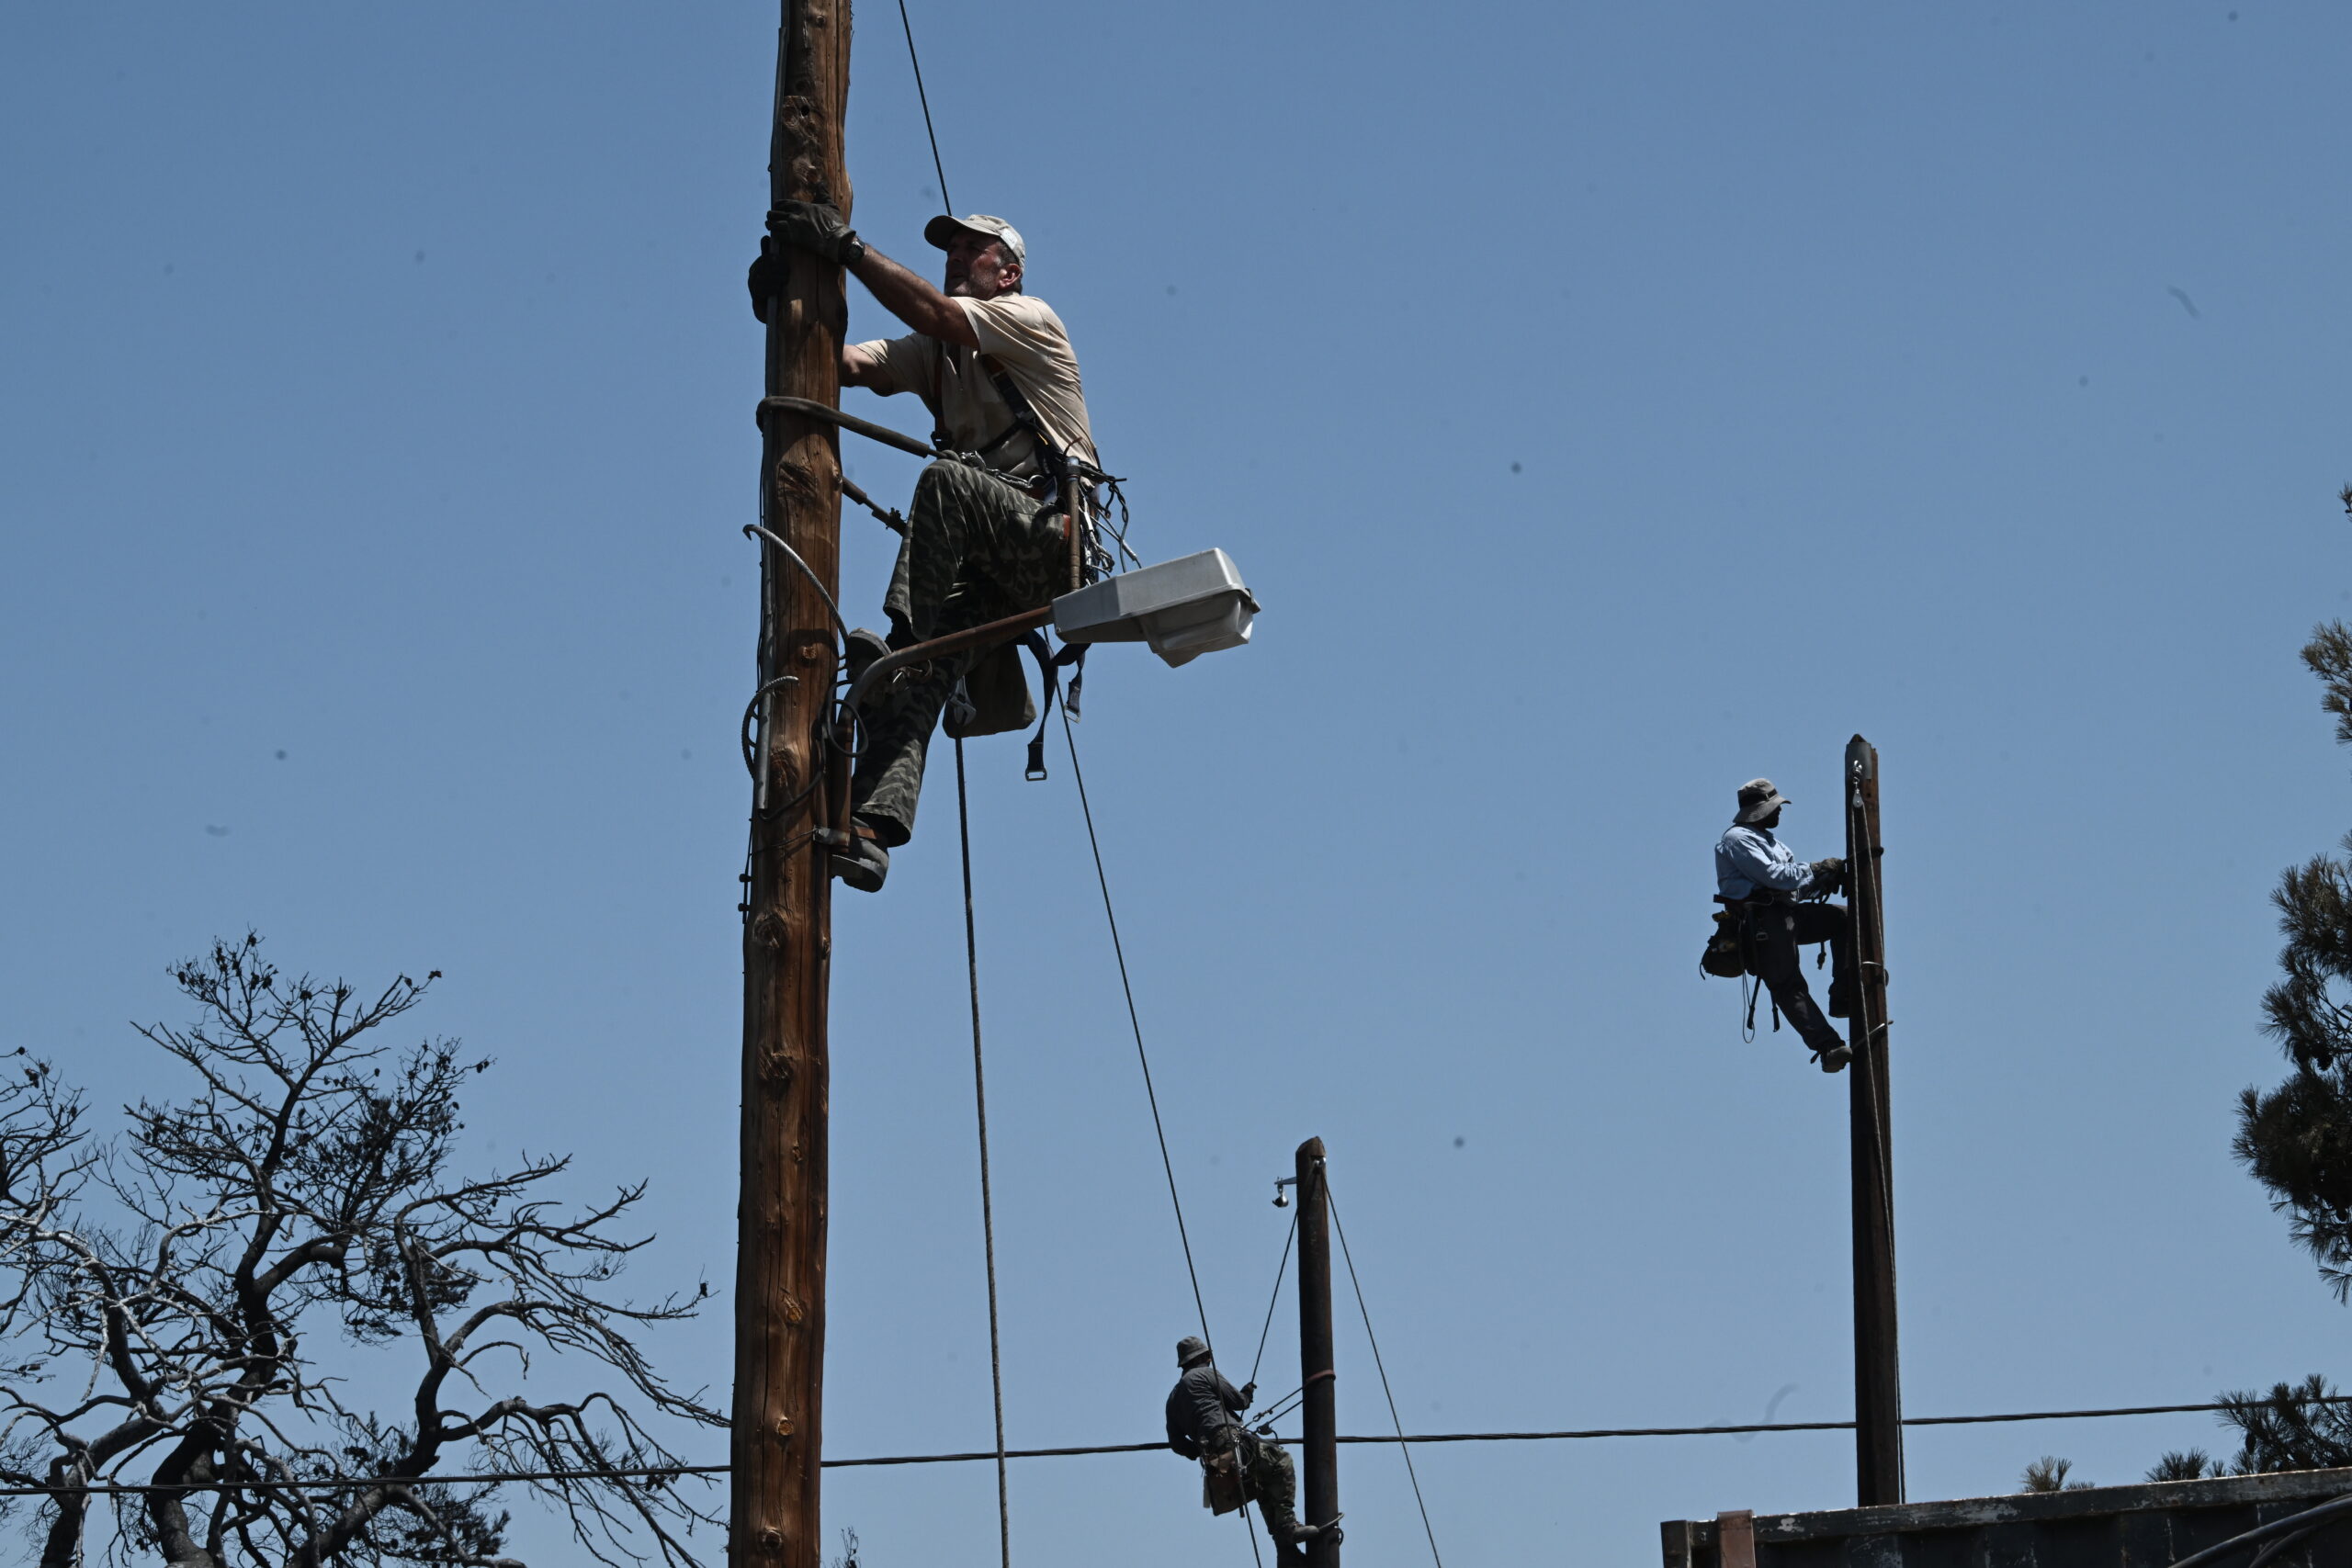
[1019,630,1090,781]
[1021,631,1057,782]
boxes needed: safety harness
[923,348,1068,492]
[925,341,1128,573]
[919,344,1109,777]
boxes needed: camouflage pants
[851,459,1067,846]
[1203,1428,1300,1538]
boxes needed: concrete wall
[1663,1468,2352,1568]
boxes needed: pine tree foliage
[2146,1450,2220,1483]
[2237,489,2352,1299]
[2020,1456,2094,1493]
[2200,490,2352,1486]
[2217,1377,2352,1475]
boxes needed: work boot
[1816,1043,1852,1073]
[843,626,890,688]
[1826,980,1855,1019]
[831,823,889,894]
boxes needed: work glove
[767,199,866,267]
[1238,1382,1258,1406]
[746,239,784,322]
[1806,857,1848,894]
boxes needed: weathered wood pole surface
[1842,736,1904,1506]
[1295,1137,1340,1568]
[734,2,851,1562]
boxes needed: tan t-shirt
[854,293,1098,481]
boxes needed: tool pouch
[1200,1445,1250,1517]
[1700,907,1749,979]
[942,642,1037,739]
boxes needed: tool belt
[1700,891,1787,979]
[1200,1438,1253,1516]
[1700,900,1748,979]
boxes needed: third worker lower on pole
[1164,1337,1329,1563]
[1715,777,1856,1073]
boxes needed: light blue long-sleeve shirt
[1715,824,1820,900]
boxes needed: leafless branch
[0,936,720,1567]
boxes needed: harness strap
[978,353,1070,494]
[1018,630,1091,780]
[921,336,1124,586]
[922,345,1067,485]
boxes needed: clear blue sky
[5,4,2351,1564]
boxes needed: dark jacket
[1164,1363,1247,1460]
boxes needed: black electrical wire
[1057,704,1216,1353]
[1330,1190,1445,1568]
[895,0,953,214]
[17,1394,2352,1497]
[1249,1208,1298,1390]
[1056,699,1260,1568]
[743,522,849,643]
[2160,1489,2352,1568]
[954,736,1013,1568]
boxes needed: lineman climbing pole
[735,2,850,1563]
[1842,736,1903,1506]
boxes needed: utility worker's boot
[831,627,897,894]
[831,823,889,894]
[1280,1517,1340,1560]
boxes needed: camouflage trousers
[851,458,1068,847]
[1202,1427,1301,1539]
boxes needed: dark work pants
[851,459,1066,848]
[1747,899,1853,1057]
[1201,1427,1301,1539]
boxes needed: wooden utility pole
[1295,1138,1340,1568]
[734,2,851,1563]
[1842,736,1904,1506]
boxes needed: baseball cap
[923,213,1025,266]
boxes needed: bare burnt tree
[0,935,722,1567]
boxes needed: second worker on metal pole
[1715,777,1856,1072]
[750,202,1102,894]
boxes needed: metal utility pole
[1295,1137,1340,1567]
[734,1,851,1562]
[1842,736,1904,1506]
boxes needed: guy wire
[1331,1191,1445,1568]
[954,737,1013,1568]
[1058,703,1216,1350]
